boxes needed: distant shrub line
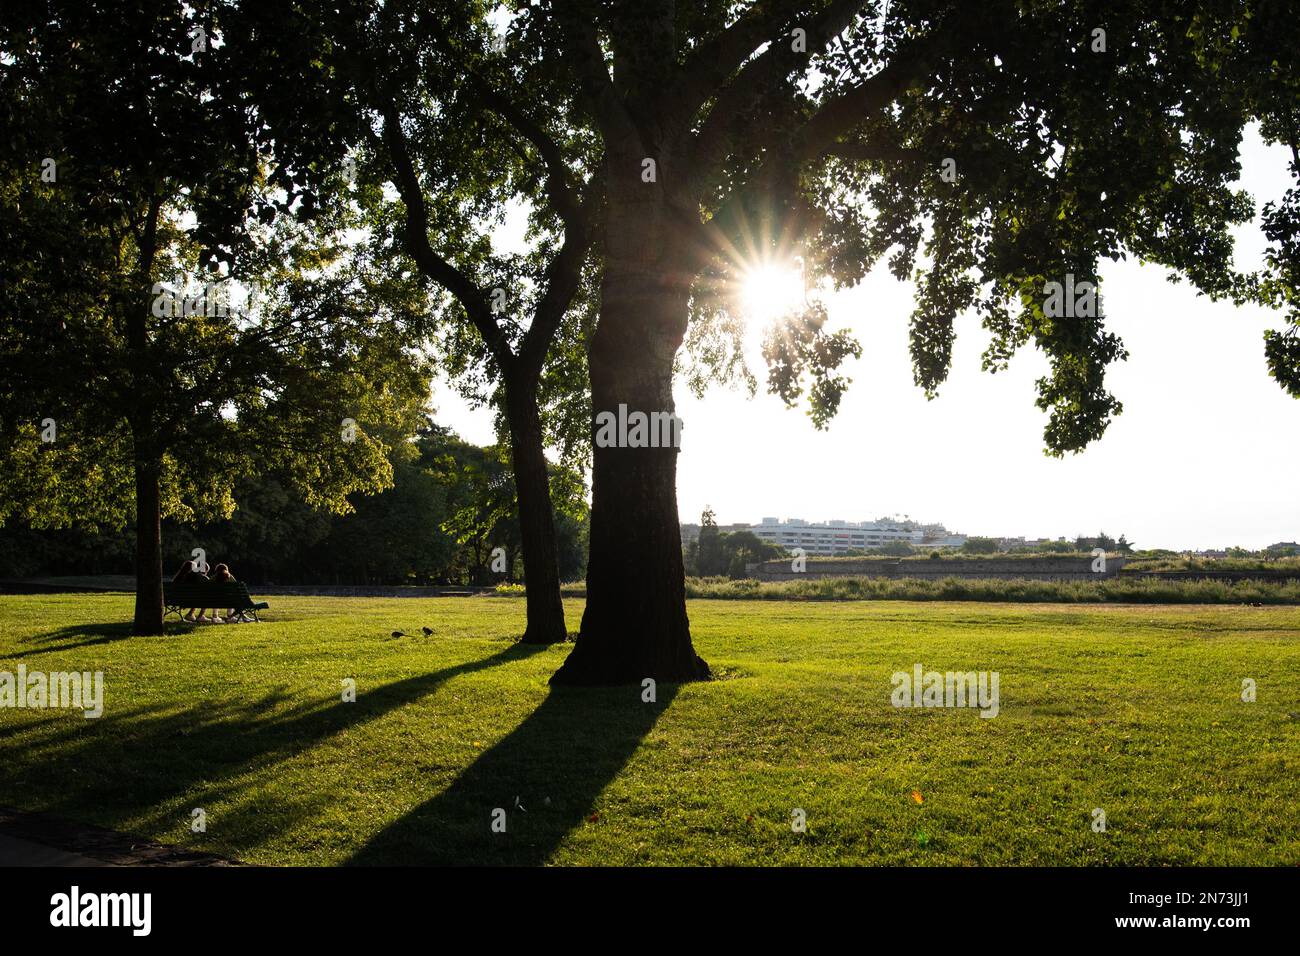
[677,575,1300,604]
[1122,556,1300,573]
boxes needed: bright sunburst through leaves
[739,262,806,324]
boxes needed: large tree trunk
[132,452,164,635]
[551,212,709,685]
[504,377,568,645]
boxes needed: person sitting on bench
[177,561,219,624]
[211,563,238,623]
[162,567,268,623]
[173,561,202,623]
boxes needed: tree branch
[794,22,957,163]
[420,26,587,233]
[375,95,513,369]
[822,141,922,163]
[466,76,584,231]
[685,0,870,190]
[548,3,638,144]
[516,175,598,377]
[673,0,845,126]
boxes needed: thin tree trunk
[505,377,568,644]
[550,228,709,685]
[128,193,164,635]
[132,451,164,635]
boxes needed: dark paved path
[0,806,240,867]
[0,833,108,866]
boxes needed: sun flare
[739,263,806,324]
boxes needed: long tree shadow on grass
[347,682,679,866]
[4,621,139,660]
[3,641,549,846]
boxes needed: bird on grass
[391,630,406,638]
[421,626,433,636]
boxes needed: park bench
[163,581,270,623]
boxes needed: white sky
[432,127,1299,551]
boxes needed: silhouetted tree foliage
[0,422,590,587]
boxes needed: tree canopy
[3,1,1295,680]
[0,0,433,631]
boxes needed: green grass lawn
[1,593,1297,865]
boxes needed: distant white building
[750,517,965,556]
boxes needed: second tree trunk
[132,452,165,636]
[505,378,568,644]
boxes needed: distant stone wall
[750,557,1127,582]
[246,584,497,597]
